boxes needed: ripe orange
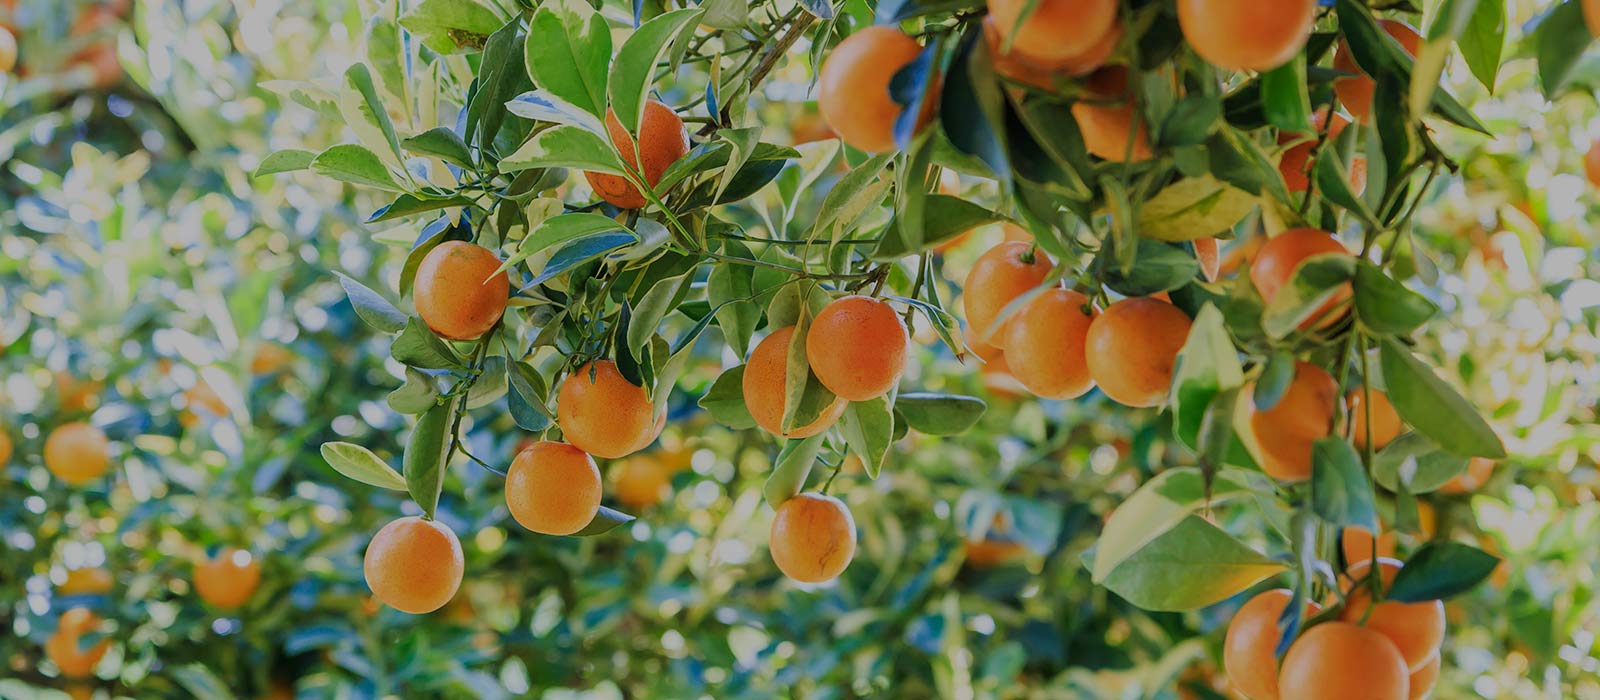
[613,454,671,510]
[806,295,908,401]
[1195,238,1221,282]
[1277,621,1410,700]
[46,608,110,678]
[1408,653,1440,700]
[250,343,293,375]
[505,441,602,535]
[412,241,510,341]
[0,26,15,74]
[1224,589,1322,700]
[44,422,111,486]
[1438,457,1494,494]
[817,26,930,153]
[1241,361,1338,481]
[1249,229,1352,330]
[1587,0,1600,38]
[1279,111,1365,194]
[1339,558,1447,672]
[1084,297,1193,408]
[743,327,846,438]
[54,372,102,413]
[556,360,656,459]
[584,100,688,209]
[769,493,856,583]
[1072,67,1153,162]
[1341,526,1398,567]
[1586,140,1600,188]
[963,538,1028,567]
[1177,0,1316,72]
[987,0,1117,62]
[963,241,1055,348]
[1334,20,1423,123]
[1348,388,1402,450]
[1002,289,1097,400]
[986,17,1122,89]
[194,548,262,610]
[58,568,114,596]
[363,516,464,614]
[0,429,11,468]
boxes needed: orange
[1348,388,1402,450]
[806,295,908,401]
[963,241,1054,347]
[1279,111,1365,194]
[584,100,688,209]
[986,17,1122,89]
[1438,457,1494,494]
[743,326,847,438]
[412,241,510,341]
[1277,621,1410,700]
[363,516,464,614]
[1586,140,1600,188]
[963,538,1028,567]
[505,441,602,535]
[1002,289,1097,400]
[1249,229,1352,330]
[250,343,293,375]
[987,0,1117,62]
[613,454,671,510]
[1195,238,1221,282]
[45,608,110,678]
[769,493,856,583]
[1072,66,1153,162]
[0,429,11,468]
[1178,0,1316,72]
[1334,20,1423,123]
[58,568,114,596]
[817,26,930,153]
[556,360,656,459]
[1224,589,1322,700]
[790,110,835,145]
[44,422,111,486]
[1240,361,1338,481]
[1339,558,1447,672]
[1341,526,1398,567]
[1408,654,1440,700]
[180,380,228,428]
[193,548,262,610]
[1084,297,1193,408]
[1587,0,1600,38]
[54,372,102,413]
[0,26,15,74]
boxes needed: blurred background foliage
[0,0,1596,699]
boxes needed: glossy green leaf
[1380,337,1505,459]
[320,442,409,491]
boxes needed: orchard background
[1,0,1599,698]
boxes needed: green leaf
[508,361,554,432]
[1312,136,1378,227]
[1169,305,1245,453]
[1097,239,1203,297]
[811,152,895,244]
[399,0,506,54]
[607,9,705,134]
[367,193,477,223]
[1457,0,1505,93]
[335,272,408,333]
[320,442,409,491]
[504,212,633,270]
[311,144,405,192]
[1260,253,1356,338]
[404,397,458,519]
[391,317,466,370]
[340,63,409,177]
[466,356,510,409]
[873,195,1004,260]
[1372,431,1472,493]
[1387,541,1500,602]
[1254,351,1297,411]
[253,149,316,177]
[1136,175,1258,242]
[171,664,238,700]
[468,19,534,155]
[699,365,757,430]
[1159,94,1221,147]
[780,311,839,433]
[572,506,636,536]
[388,368,441,414]
[1311,438,1378,530]
[525,0,612,119]
[715,127,762,205]
[1092,468,1260,580]
[707,242,760,357]
[1536,1,1590,97]
[1379,337,1505,459]
[403,128,475,169]
[1354,261,1439,336]
[628,271,693,359]
[839,396,893,479]
[1093,514,1287,611]
[895,393,986,436]
[501,125,627,174]
[1259,54,1312,132]
[762,435,826,507]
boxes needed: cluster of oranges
[1225,555,1449,700]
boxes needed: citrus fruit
[1177,0,1317,72]
[1072,66,1152,162]
[556,360,656,459]
[58,568,114,596]
[987,0,1117,62]
[194,548,262,610]
[1279,111,1365,194]
[1249,229,1353,330]
[46,608,110,678]
[743,326,847,438]
[1438,457,1494,494]
[363,516,464,614]
[1333,20,1422,123]
[769,492,856,583]
[505,441,602,536]
[1224,588,1322,700]
[1002,289,1097,400]
[986,17,1122,88]
[1239,361,1338,481]
[1277,621,1410,700]
[584,100,688,209]
[1348,388,1402,450]
[613,454,671,510]
[1587,0,1600,37]
[1084,297,1193,408]
[963,241,1054,348]
[806,295,908,401]
[0,429,11,467]
[412,241,510,341]
[1339,558,1447,672]
[817,26,930,153]
[1341,526,1398,568]
[44,422,111,486]
[1408,653,1440,700]
[0,26,15,73]
[1586,140,1600,188]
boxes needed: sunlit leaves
[320,442,409,491]
[524,0,612,119]
[336,272,408,334]
[607,9,704,133]
[1379,338,1506,459]
[399,0,507,54]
